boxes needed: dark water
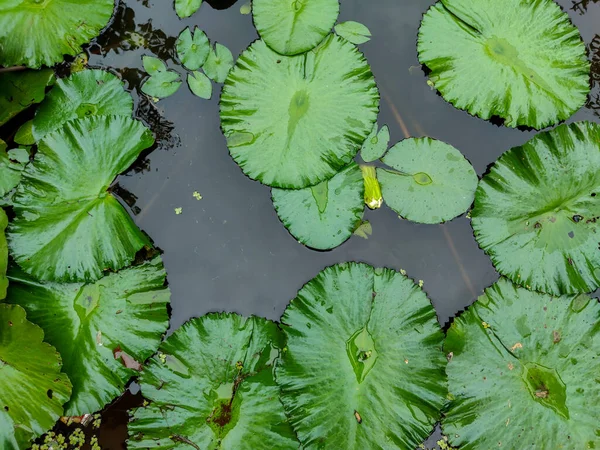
[68,0,600,447]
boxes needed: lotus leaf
[221,35,379,188]
[444,278,600,449]
[8,115,154,282]
[277,263,447,449]
[0,70,55,126]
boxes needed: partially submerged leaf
[176,27,210,71]
[142,56,167,76]
[378,137,477,224]
[472,122,600,295]
[0,0,114,68]
[360,123,390,162]
[277,263,447,449]
[417,0,590,129]
[272,162,365,250]
[141,63,182,100]
[0,140,26,198]
[128,313,298,449]
[253,0,339,55]
[353,220,372,239]
[444,278,600,449]
[221,35,379,188]
[188,71,213,99]
[0,209,7,300]
[175,0,202,18]
[335,21,372,45]
[240,1,251,14]
[203,43,234,83]
[8,116,154,282]
[5,257,170,416]
[0,304,72,450]
[0,70,55,126]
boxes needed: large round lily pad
[128,313,298,449]
[444,278,600,449]
[5,257,170,416]
[252,0,340,55]
[0,0,115,68]
[472,122,600,295]
[8,115,154,282]
[272,162,364,250]
[0,304,72,450]
[417,0,590,129]
[31,69,134,142]
[0,209,7,300]
[378,137,477,224]
[277,263,447,449]
[221,35,379,189]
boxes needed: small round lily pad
[277,263,447,449]
[221,35,379,189]
[472,122,600,295]
[417,0,590,129]
[252,0,340,55]
[272,162,364,250]
[444,278,600,449]
[377,137,477,224]
[176,27,210,71]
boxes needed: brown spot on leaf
[113,346,142,371]
[354,410,362,424]
[553,330,561,344]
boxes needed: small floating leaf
[240,1,251,14]
[378,137,477,224]
[8,116,154,282]
[353,220,372,239]
[444,278,600,449]
[0,140,26,198]
[277,263,447,449]
[188,71,213,99]
[0,70,55,126]
[141,67,182,100]
[360,123,389,162]
[272,162,364,250]
[221,35,379,188]
[128,314,299,449]
[142,55,167,75]
[472,122,600,295]
[175,0,202,18]
[176,27,210,71]
[417,0,590,129]
[0,209,7,299]
[14,121,35,146]
[5,257,170,416]
[0,304,72,449]
[252,0,340,55]
[335,21,372,45]
[203,43,234,83]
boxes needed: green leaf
[360,123,389,162]
[443,278,600,449]
[5,257,170,416]
[0,140,26,198]
[378,137,477,224]
[0,0,114,68]
[0,70,55,126]
[128,313,299,449]
[14,120,35,146]
[31,69,134,142]
[187,71,213,99]
[0,304,72,450]
[175,0,202,19]
[277,263,447,449]
[253,0,339,55]
[472,122,600,295]
[335,21,372,45]
[417,0,590,129]
[0,209,7,300]
[142,56,167,76]
[176,27,210,71]
[141,72,182,99]
[221,35,379,189]
[240,1,251,14]
[8,116,154,283]
[203,43,234,83]
[272,162,364,250]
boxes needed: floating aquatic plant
[175,0,202,18]
[335,21,372,45]
[0,141,27,199]
[203,43,235,83]
[176,27,210,71]
[188,71,213,99]
[0,70,55,126]
[360,122,390,163]
[141,56,183,99]
[0,209,7,299]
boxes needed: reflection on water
[572,0,599,13]
[586,35,600,117]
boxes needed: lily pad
[176,27,210,71]
[188,71,213,99]
[277,263,447,449]
[472,122,600,295]
[378,138,477,224]
[128,313,298,449]
[4,257,170,416]
[0,0,114,68]
[0,304,72,450]
[252,0,339,55]
[272,162,364,250]
[360,123,389,163]
[221,35,379,189]
[31,69,134,142]
[335,21,372,45]
[175,0,202,18]
[443,278,600,449]
[141,57,182,99]
[0,209,7,300]
[417,0,590,129]
[0,140,27,198]
[8,115,154,282]
[203,43,234,83]
[0,70,55,126]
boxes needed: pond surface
[83,0,600,447]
